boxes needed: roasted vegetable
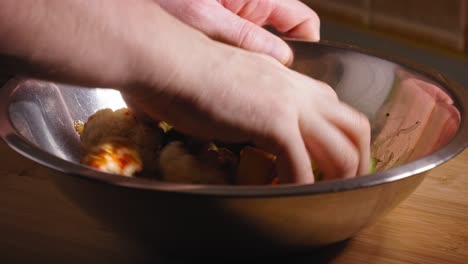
[159,141,229,184]
[236,146,276,185]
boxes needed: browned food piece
[80,108,162,173]
[236,146,277,185]
[81,138,142,177]
[236,147,326,185]
[198,143,239,181]
[311,159,324,181]
[158,141,230,185]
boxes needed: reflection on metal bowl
[0,40,466,256]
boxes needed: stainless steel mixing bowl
[0,40,467,256]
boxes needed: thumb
[208,8,293,65]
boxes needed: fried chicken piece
[79,108,162,175]
[81,138,142,177]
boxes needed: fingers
[209,7,293,64]
[256,121,314,184]
[273,127,315,184]
[294,78,370,179]
[268,0,321,41]
[323,102,371,176]
[300,114,360,180]
[219,0,320,41]
[158,0,319,64]
[159,0,293,64]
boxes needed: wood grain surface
[0,135,467,263]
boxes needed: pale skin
[0,0,370,184]
[156,0,321,64]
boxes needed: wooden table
[0,135,467,263]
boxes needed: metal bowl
[0,40,467,256]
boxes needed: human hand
[123,42,370,184]
[155,0,320,65]
[0,0,366,184]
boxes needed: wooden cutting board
[0,137,466,263]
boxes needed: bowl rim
[0,40,467,197]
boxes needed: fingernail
[287,19,321,42]
[314,26,321,41]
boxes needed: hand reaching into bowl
[0,0,370,183]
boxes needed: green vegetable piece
[369,158,376,174]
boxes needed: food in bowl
[76,107,375,185]
[77,108,162,173]
[76,107,281,185]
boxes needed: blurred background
[301,0,468,88]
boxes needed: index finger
[219,0,320,41]
[267,0,320,41]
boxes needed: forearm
[0,0,210,89]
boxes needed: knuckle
[257,52,282,66]
[318,81,338,100]
[236,22,257,48]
